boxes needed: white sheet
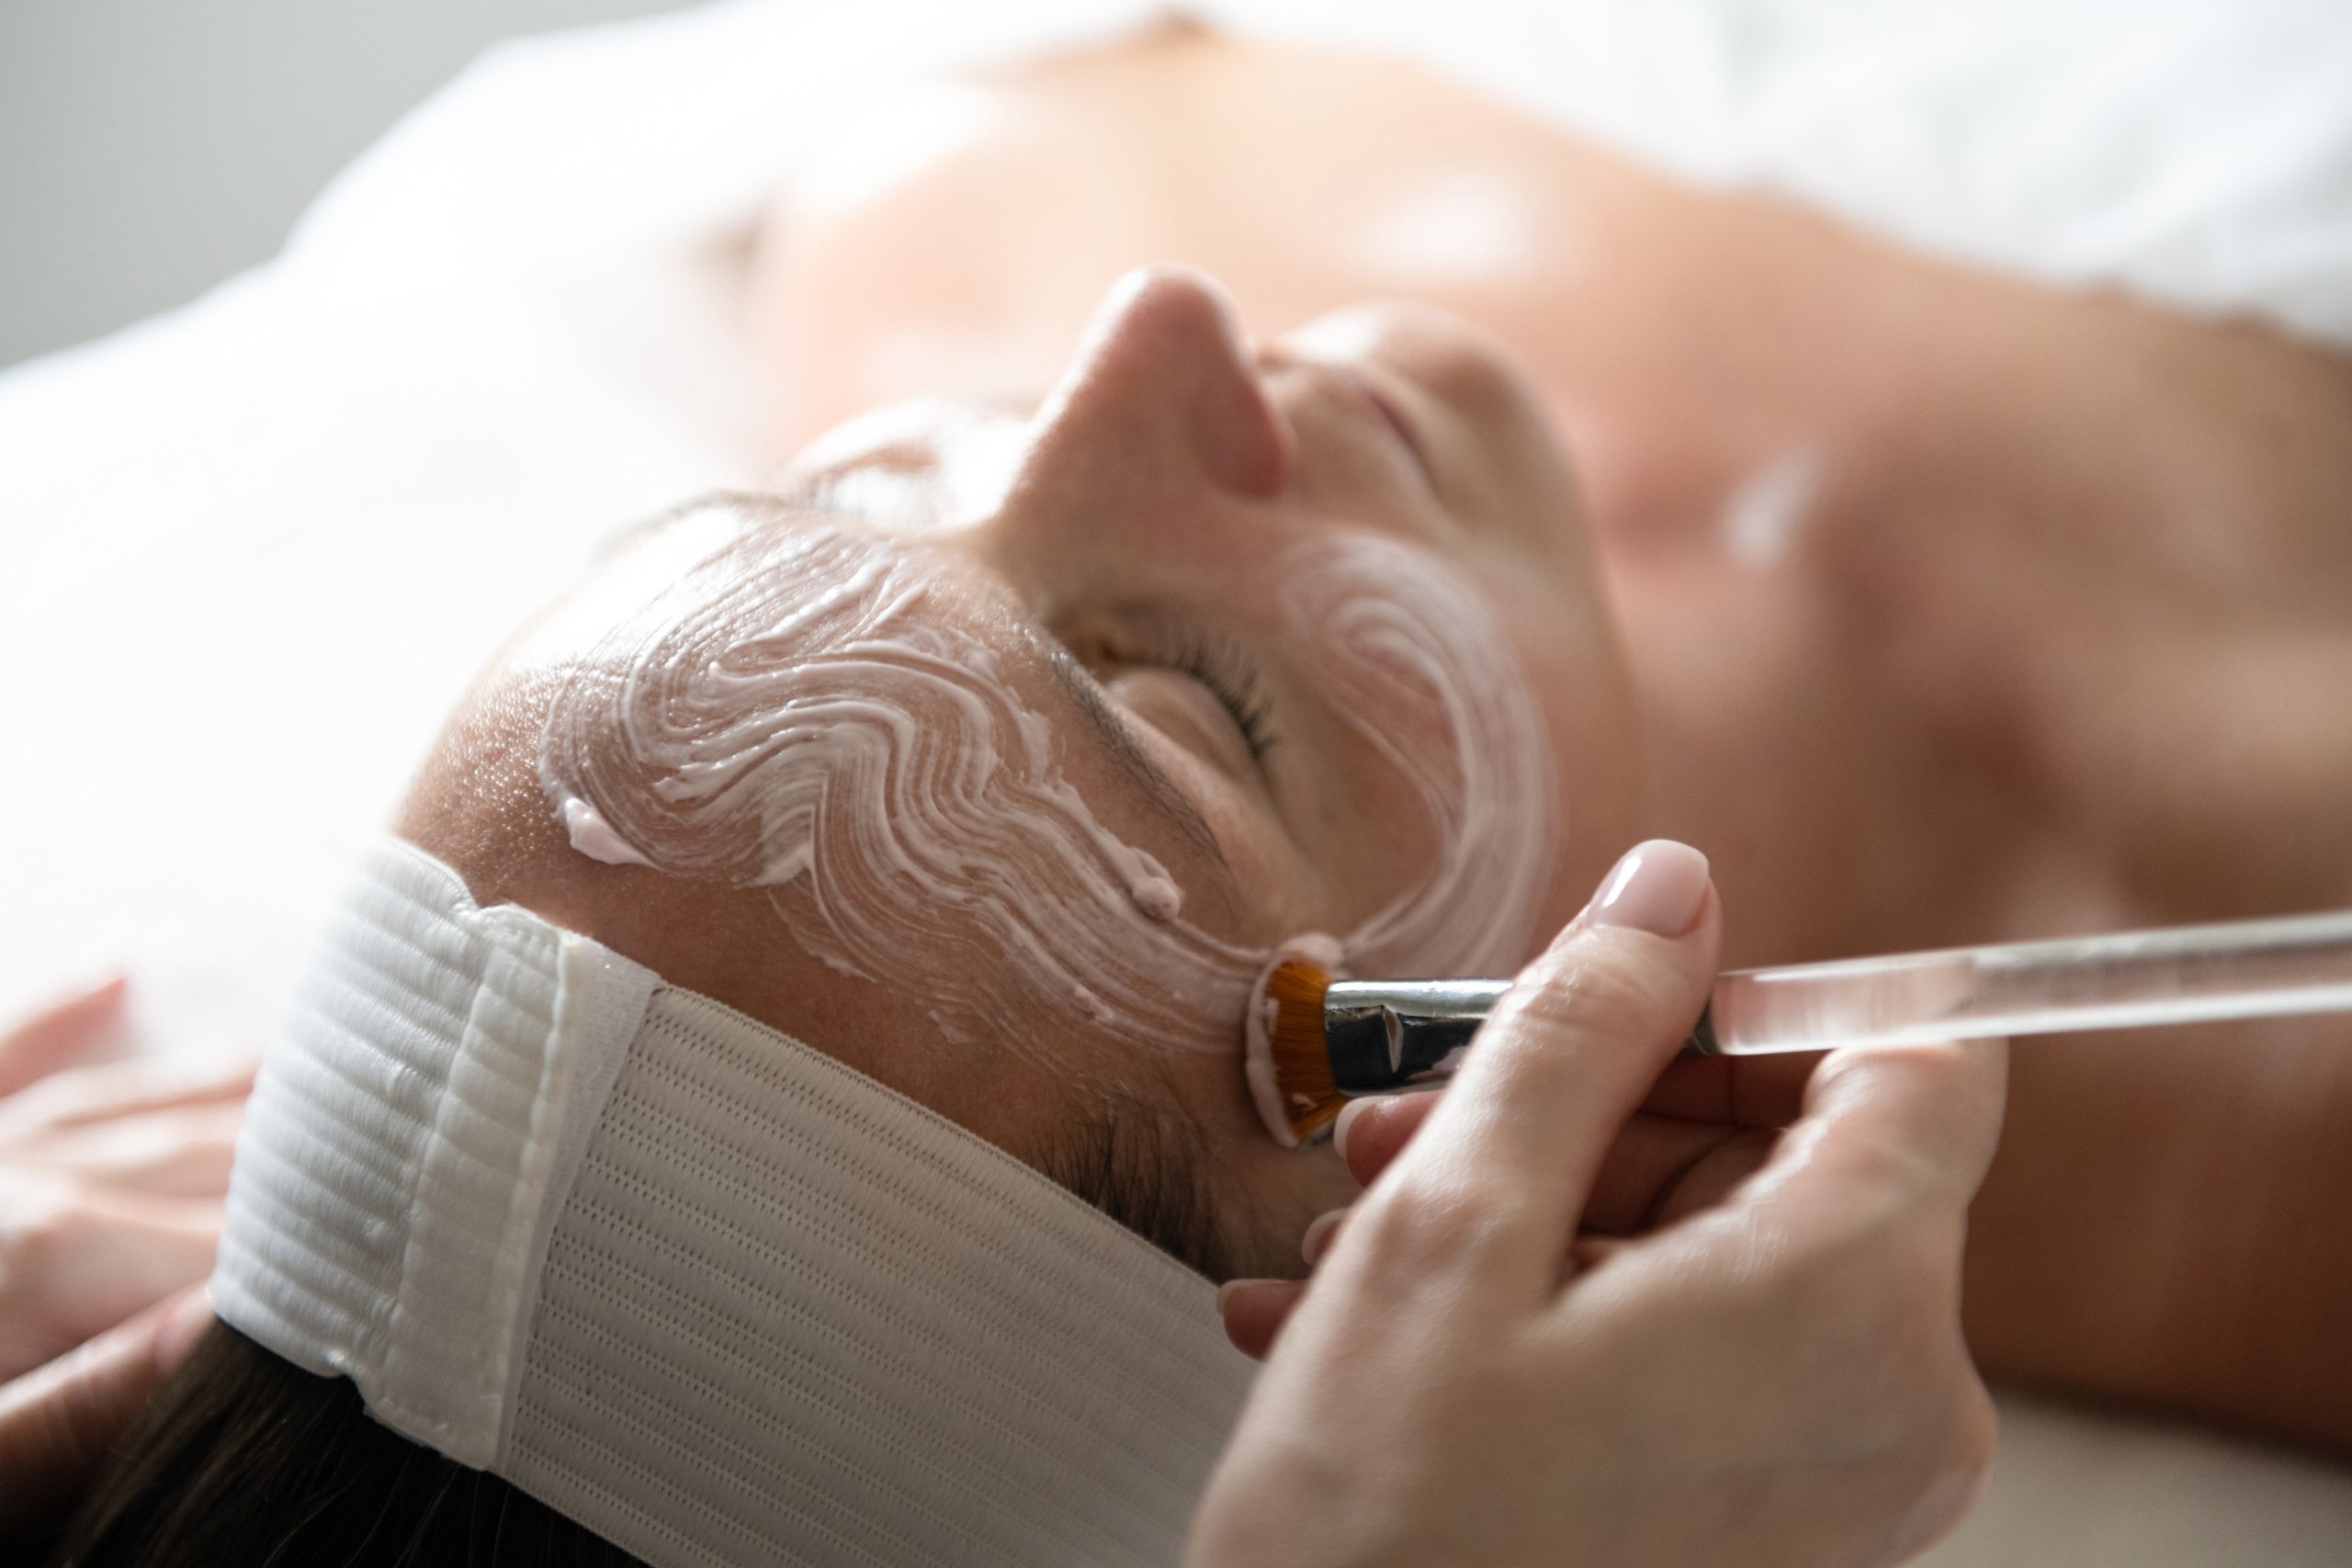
[2,1,2348,1559]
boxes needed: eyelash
[1155,631,1279,763]
[1077,615,1278,766]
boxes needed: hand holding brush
[1189,842,2006,1568]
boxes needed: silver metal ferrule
[1324,980,1722,1096]
[1323,979,1509,1095]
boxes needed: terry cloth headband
[214,837,1250,1567]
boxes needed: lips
[1274,355,1435,491]
[1345,367,1433,485]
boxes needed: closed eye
[1075,615,1280,767]
[1148,631,1278,763]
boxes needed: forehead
[594,500,1041,686]
[591,498,1227,868]
[539,493,1257,1043]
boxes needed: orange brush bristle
[1264,959,1342,1143]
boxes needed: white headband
[215,838,1250,1566]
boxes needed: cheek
[1271,702,1452,927]
[1505,592,1643,935]
[1114,728,1329,947]
[1215,1150,1360,1280]
[1183,1076,1362,1279]
[1272,534,1566,979]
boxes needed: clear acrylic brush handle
[1707,909,2352,1055]
[1702,907,2352,1053]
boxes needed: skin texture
[15,17,2352,1496]
[398,267,1638,1281]
[752,27,2352,1446]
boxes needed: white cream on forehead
[537,511,1556,1112]
[539,519,1255,1058]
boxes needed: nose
[1021,266,1294,504]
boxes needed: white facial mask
[214,839,1250,1568]
[538,516,1261,1062]
[536,498,1559,1145]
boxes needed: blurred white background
[0,0,698,369]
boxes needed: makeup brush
[1252,908,2352,1146]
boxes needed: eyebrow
[1029,635,1233,877]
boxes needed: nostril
[1166,277,1292,499]
[1115,267,1292,499]
[1194,374,1294,500]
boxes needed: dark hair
[47,1322,642,1567]
[1043,1076,1233,1283]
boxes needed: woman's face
[506,269,1638,1278]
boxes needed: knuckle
[1877,1381,1998,1562]
[1797,1142,1967,1267]
[1781,1210,1967,1371]
[2,1184,85,1268]
[1352,1170,1523,1280]
[1909,1379,1999,1548]
[1815,1049,2003,1191]
[8,1213,57,1282]
[1506,938,1692,1047]
[0,1193,91,1336]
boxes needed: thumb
[0,1281,212,1536]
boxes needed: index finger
[1369,842,1721,1300]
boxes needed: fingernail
[1216,1278,1279,1315]
[1332,1099,1373,1164]
[1300,1208,1346,1268]
[1588,840,1711,937]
